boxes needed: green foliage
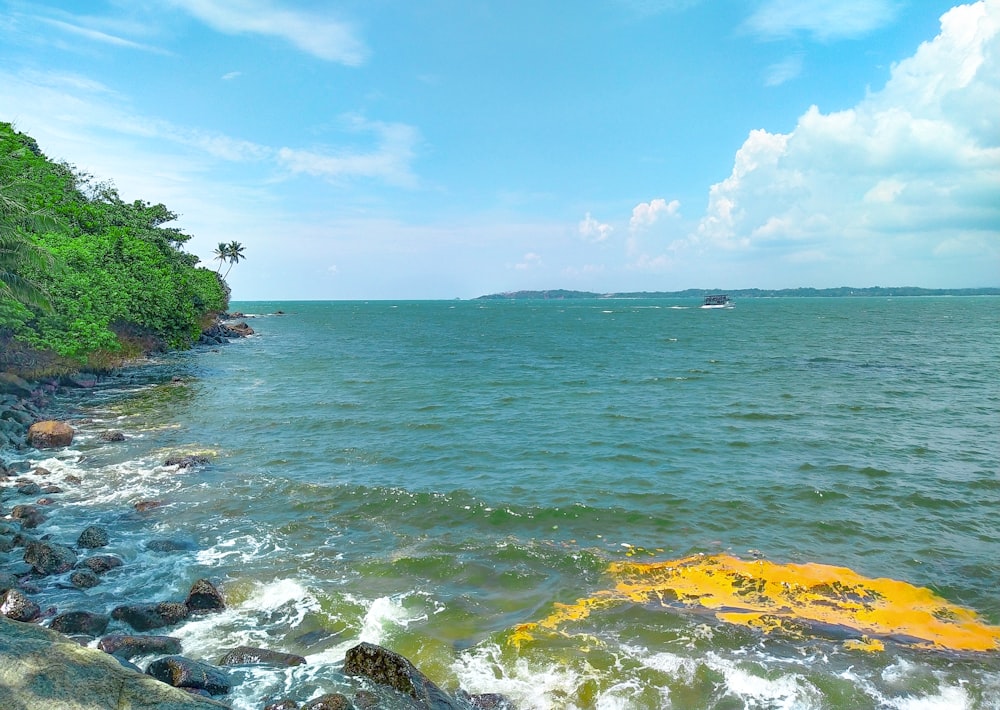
[0,121,229,371]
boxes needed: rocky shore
[2,316,513,709]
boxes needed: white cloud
[764,53,803,86]
[166,0,368,65]
[514,252,542,270]
[221,71,242,80]
[629,198,680,232]
[35,16,170,54]
[579,212,614,242]
[688,0,1000,280]
[746,0,900,41]
[276,117,420,187]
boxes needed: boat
[701,294,733,309]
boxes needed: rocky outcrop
[111,601,190,631]
[198,319,254,345]
[26,420,74,448]
[0,616,227,709]
[343,641,465,709]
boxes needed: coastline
[0,317,512,709]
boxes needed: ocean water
[5,296,1000,709]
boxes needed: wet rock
[99,430,126,442]
[41,484,64,494]
[77,524,110,549]
[135,500,165,512]
[343,641,463,709]
[164,454,210,469]
[26,420,75,448]
[0,372,33,396]
[11,504,46,528]
[466,693,517,709]
[17,481,41,495]
[0,588,40,621]
[353,690,379,709]
[0,616,224,709]
[0,535,14,553]
[24,539,77,575]
[35,496,56,505]
[263,700,299,710]
[0,572,17,592]
[146,655,232,696]
[65,473,82,485]
[70,568,101,589]
[81,554,124,574]
[98,633,183,659]
[146,539,196,552]
[302,693,354,710]
[185,578,226,613]
[112,601,190,631]
[49,610,110,636]
[217,645,306,667]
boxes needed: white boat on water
[701,294,733,309]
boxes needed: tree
[222,240,245,279]
[213,242,229,273]
[0,180,56,312]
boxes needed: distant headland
[476,287,1000,300]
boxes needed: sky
[0,0,998,300]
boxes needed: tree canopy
[0,122,229,375]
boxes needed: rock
[164,454,210,469]
[41,484,64,494]
[467,693,517,709]
[98,633,183,659]
[99,430,126,442]
[70,568,101,589]
[134,500,166,512]
[49,611,110,636]
[0,571,17,592]
[342,641,463,709]
[302,693,354,710]
[0,535,14,553]
[63,373,99,388]
[146,539,196,552]
[80,554,124,574]
[185,578,226,613]
[112,602,190,631]
[146,655,232,696]
[0,372,33,396]
[11,504,46,528]
[17,481,41,495]
[24,539,77,575]
[0,616,227,709]
[77,524,110,549]
[217,645,306,667]
[26,420,75,448]
[263,700,299,710]
[0,589,40,621]
[35,496,56,505]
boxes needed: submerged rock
[112,602,190,631]
[146,655,232,696]
[302,693,354,710]
[164,455,210,469]
[69,568,100,589]
[99,430,126,442]
[217,645,306,667]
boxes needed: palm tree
[212,242,229,273]
[222,240,245,279]
[0,182,55,311]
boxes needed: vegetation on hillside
[0,122,229,376]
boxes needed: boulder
[99,430,126,442]
[26,420,75,448]
[17,481,41,495]
[49,611,110,637]
[98,633,183,659]
[24,539,77,575]
[342,641,463,709]
[263,700,299,710]
[0,589,40,622]
[217,645,306,667]
[146,539,196,552]
[164,454,210,469]
[112,602,190,631]
[77,524,110,549]
[185,578,225,613]
[134,500,166,512]
[0,616,227,709]
[302,693,354,710]
[0,372,33,396]
[11,504,46,529]
[80,554,124,574]
[146,655,232,696]
[70,569,101,589]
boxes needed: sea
[4,296,1000,709]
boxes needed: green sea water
[12,296,1000,708]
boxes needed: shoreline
[0,320,514,709]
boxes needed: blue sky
[1,0,997,299]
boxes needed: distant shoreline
[476,287,1000,300]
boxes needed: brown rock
[26,420,75,448]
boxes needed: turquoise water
[9,297,1000,708]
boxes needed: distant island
[477,287,1000,300]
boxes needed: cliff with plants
[0,122,228,377]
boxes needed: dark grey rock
[23,539,77,575]
[80,554,124,574]
[217,645,306,667]
[99,430,126,442]
[0,588,40,621]
[343,641,463,709]
[98,633,183,659]
[146,655,232,696]
[77,524,110,549]
[11,504,46,529]
[263,700,299,710]
[146,539,196,552]
[164,455,210,469]
[112,602,190,631]
[17,482,41,496]
[185,578,225,613]
[302,693,354,710]
[70,568,101,589]
[49,610,110,636]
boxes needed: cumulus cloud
[166,0,368,65]
[579,212,614,242]
[689,1,1000,277]
[629,198,680,232]
[745,0,900,41]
